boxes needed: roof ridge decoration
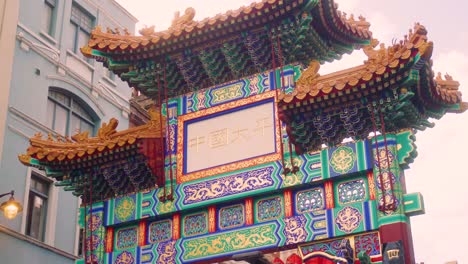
[278,23,466,153]
[19,108,165,164]
[279,23,448,104]
[81,0,372,98]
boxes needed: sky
[115,0,468,263]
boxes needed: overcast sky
[115,0,468,263]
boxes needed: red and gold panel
[106,227,114,253]
[284,189,293,217]
[324,181,334,209]
[367,170,376,200]
[139,221,146,246]
[208,206,216,233]
[173,213,181,240]
[245,198,254,226]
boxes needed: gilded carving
[182,223,276,260]
[296,60,321,88]
[284,216,307,245]
[335,206,362,234]
[211,83,243,104]
[182,166,274,204]
[169,7,196,31]
[330,146,356,174]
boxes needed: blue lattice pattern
[218,204,245,230]
[256,196,283,223]
[115,226,138,250]
[183,212,208,237]
[337,178,367,205]
[148,220,172,244]
[295,187,325,213]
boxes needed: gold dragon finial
[71,131,90,143]
[296,60,321,88]
[139,25,155,37]
[169,7,196,31]
[97,118,118,140]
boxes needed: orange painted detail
[208,206,216,233]
[172,213,180,240]
[105,227,114,253]
[367,170,376,200]
[324,181,335,209]
[139,221,146,246]
[245,198,254,225]
[284,189,293,217]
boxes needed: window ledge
[39,31,57,46]
[0,224,79,260]
[102,76,116,87]
[66,49,94,70]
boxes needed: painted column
[371,134,414,263]
[79,203,106,264]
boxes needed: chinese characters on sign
[185,101,276,173]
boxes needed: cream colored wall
[0,0,19,161]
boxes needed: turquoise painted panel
[121,202,379,264]
[331,200,378,237]
[182,211,209,238]
[115,225,138,251]
[403,192,425,216]
[98,138,378,225]
[255,195,284,223]
[295,186,325,214]
[218,203,245,231]
[322,140,372,179]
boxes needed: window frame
[47,89,96,136]
[25,173,51,242]
[41,0,57,37]
[70,4,94,60]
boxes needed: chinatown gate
[20,0,466,263]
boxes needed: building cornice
[0,224,79,260]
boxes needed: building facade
[0,0,136,263]
[18,0,466,264]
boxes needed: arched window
[46,89,96,136]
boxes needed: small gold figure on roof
[139,25,155,37]
[72,131,89,143]
[33,132,43,139]
[98,118,118,140]
[170,7,196,31]
[296,60,321,87]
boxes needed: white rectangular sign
[184,100,276,173]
